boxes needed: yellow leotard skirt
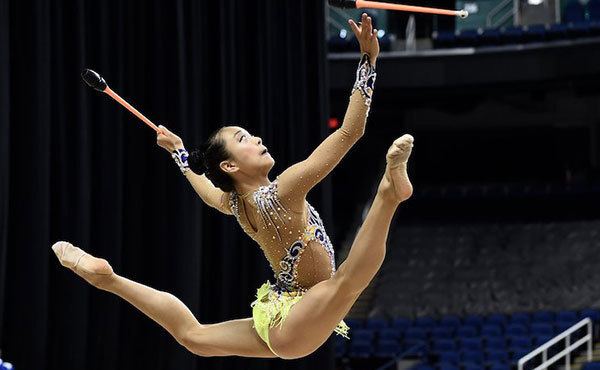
[251,282,350,356]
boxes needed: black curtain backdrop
[0,1,336,369]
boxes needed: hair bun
[188,149,208,175]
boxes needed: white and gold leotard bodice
[229,180,336,292]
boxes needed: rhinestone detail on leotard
[229,181,336,292]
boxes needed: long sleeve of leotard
[185,171,232,215]
[277,55,376,211]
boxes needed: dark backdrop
[0,1,336,369]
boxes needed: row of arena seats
[432,21,600,49]
[413,182,600,200]
[346,310,600,331]
[337,310,599,367]
[372,220,600,318]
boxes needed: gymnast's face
[218,126,275,178]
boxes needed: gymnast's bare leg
[267,134,413,358]
[51,242,275,358]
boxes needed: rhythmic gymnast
[52,14,414,359]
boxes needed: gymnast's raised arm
[156,126,232,215]
[277,13,379,209]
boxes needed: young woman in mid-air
[52,14,414,359]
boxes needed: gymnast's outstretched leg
[267,134,414,359]
[51,242,276,358]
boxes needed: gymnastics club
[329,0,469,18]
[81,69,162,134]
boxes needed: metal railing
[518,318,593,370]
[486,0,515,28]
[375,342,427,370]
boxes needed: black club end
[81,69,108,92]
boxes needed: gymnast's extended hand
[275,13,379,210]
[156,125,184,152]
[348,13,379,66]
[156,125,233,214]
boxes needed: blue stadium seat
[532,311,555,323]
[375,339,401,357]
[353,328,375,341]
[509,335,533,350]
[433,339,458,352]
[367,318,389,330]
[525,24,547,42]
[462,350,485,364]
[457,325,479,338]
[486,337,507,350]
[411,363,436,370]
[482,324,503,337]
[440,315,462,328]
[438,351,460,364]
[506,324,528,336]
[567,21,591,37]
[346,318,364,330]
[510,312,531,326]
[580,309,600,322]
[557,311,578,323]
[501,26,525,44]
[404,341,429,356]
[455,29,480,47]
[415,316,437,329]
[489,364,511,370]
[531,323,554,336]
[393,317,412,331]
[547,24,569,40]
[349,340,372,358]
[564,0,586,23]
[433,326,455,339]
[511,349,531,363]
[465,315,485,327]
[380,328,401,340]
[533,334,553,346]
[405,327,428,341]
[556,320,577,333]
[487,350,510,362]
[463,364,485,370]
[460,337,484,351]
[432,30,457,49]
[438,363,460,370]
[477,28,501,46]
[486,314,508,326]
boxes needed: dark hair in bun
[188,127,236,192]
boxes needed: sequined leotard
[229,180,336,293]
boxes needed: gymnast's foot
[52,241,115,289]
[378,134,414,203]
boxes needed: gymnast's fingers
[348,19,360,37]
[360,13,367,36]
[158,124,172,136]
[365,16,373,37]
